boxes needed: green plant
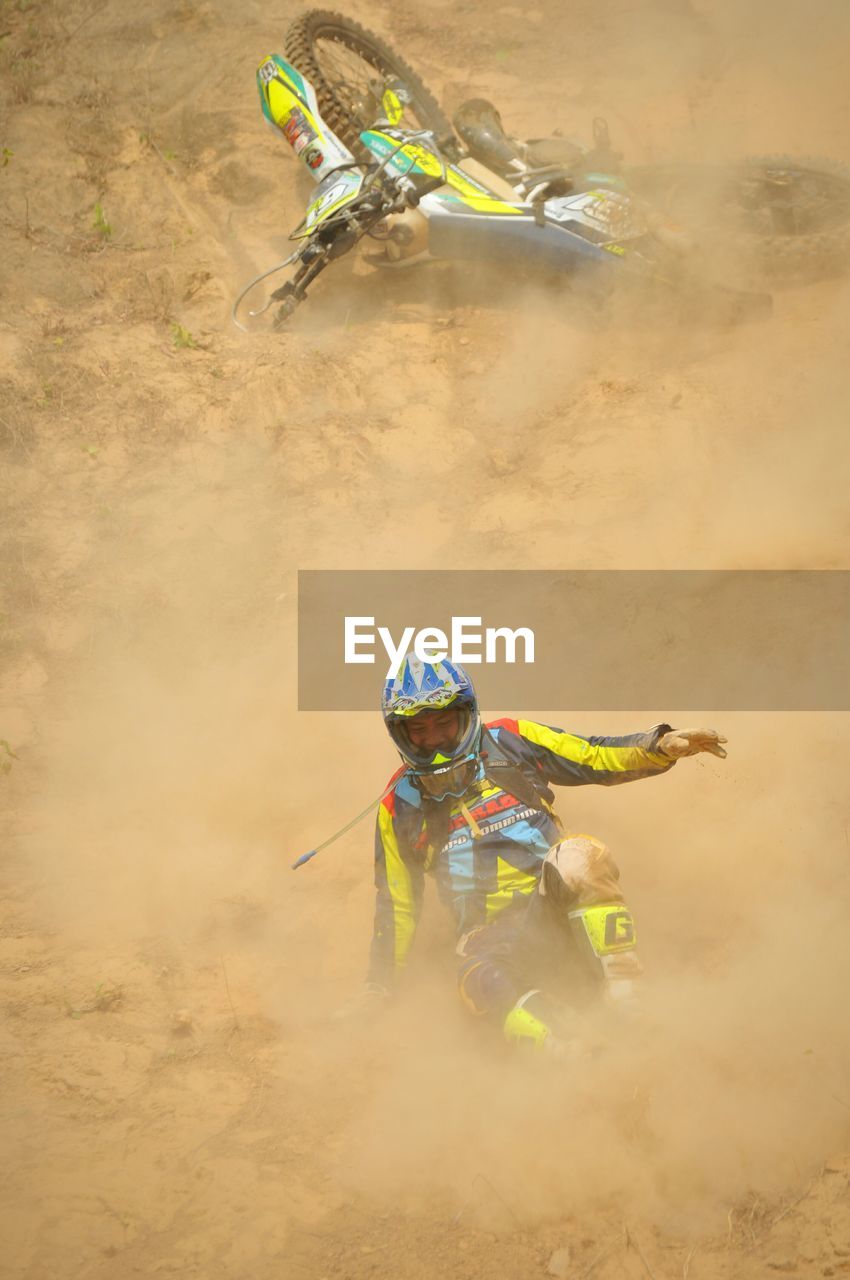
[92,201,112,239]
[170,321,197,350]
[1,147,13,168]
[0,740,18,776]
[65,981,124,1018]
[93,981,123,1010]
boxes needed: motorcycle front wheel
[285,10,458,161]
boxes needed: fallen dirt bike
[233,9,850,328]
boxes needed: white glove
[658,727,728,759]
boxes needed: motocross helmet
[382,654,482,801]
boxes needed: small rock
[171,1008,193,1034]
[547,1246,572,1277]
[490,448,512,475]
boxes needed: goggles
[412,754,482,800]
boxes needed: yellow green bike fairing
[361,129,525,217]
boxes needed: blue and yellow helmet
[382,654,482,799]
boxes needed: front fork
[270,231,357,324]
[270,175,444,324]
[271,248,326,324]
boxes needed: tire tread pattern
[284,9,455,159]
[627,154,850,283]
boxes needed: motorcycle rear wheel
[627,156,850,283]
[285,10,457,160]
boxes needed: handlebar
[269,171,440,326]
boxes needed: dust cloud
[2,0,850,1276]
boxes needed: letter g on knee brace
[568,902,643,1001]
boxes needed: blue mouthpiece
[291,849,318,871]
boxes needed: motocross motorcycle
[234,10,850,328]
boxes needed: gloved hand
[658,727,728,759]
[332,982,389,1021]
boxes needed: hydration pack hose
[291,775,404,870]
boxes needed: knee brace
[457,927,521,1019]
[568,901,643,1004]
[458,959,519,1018]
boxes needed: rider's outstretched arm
[490,717,677,787]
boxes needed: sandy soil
[2,0,850,1277]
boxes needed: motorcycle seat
[454,156,519,202]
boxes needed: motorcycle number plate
[547,190,643,241]
[572,191,625,225]
[298,171,365,236]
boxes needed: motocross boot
[502,989,552,1050]
[503,989,606,1063]
[501,989,594,1060]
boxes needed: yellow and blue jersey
[368,718,674,984]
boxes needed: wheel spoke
[313,33,433,134]
[285,14,455,160]
[758,170,850,234]
[768,202,797,235]
[314,44,367,103]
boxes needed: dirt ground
[2,0,850,1277]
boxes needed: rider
[364,653,727,1051]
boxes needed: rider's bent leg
[540,834,643,1009]
[456,909,559,1051]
